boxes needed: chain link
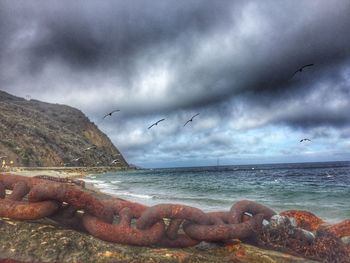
[0,178,59,220]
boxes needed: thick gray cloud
[1,0,350,167]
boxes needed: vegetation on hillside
[0,90,128,168]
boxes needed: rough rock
[258,215,350,262]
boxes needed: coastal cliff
[0,90,128,168]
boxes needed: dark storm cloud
[278,108,350,129]
[242,62,350,129]
[1,0,350,130]
[0,1,14,62]
[6,0,234,71]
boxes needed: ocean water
[83,161,350,223]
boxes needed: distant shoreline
[149,160,350,170]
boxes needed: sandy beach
[1,166,126,179]
[0,166,125,193]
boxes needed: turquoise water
[83,161,350,223]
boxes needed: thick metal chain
[0,173,326,248]
[0,175,59,220]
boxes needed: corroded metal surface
[230,200,277,224]
[280,210,325,232]
[258,215,349,263]
[83,207,165,246]
[327,219,350,238]
[0,199,59,220]
[184,214,264,242]
[0,182,6,199]
[0,176,59,220]
[7,181,29,201]
[28,181,114,222]
[136,204,211,229]
[34,175,86,188]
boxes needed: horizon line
[143,159,350,170]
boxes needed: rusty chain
[0,175,59,220]
[3,173,346,249]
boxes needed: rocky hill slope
[0,90,128,168]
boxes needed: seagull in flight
[111,159,120,165]
[300,138,311,143]
[292,64,314,77]
[148,118,165,129]
[71,157,83,162]
[84,145,97,151]
[184,113,200,127]
[103,110,120,119]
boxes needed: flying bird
[111,159,120,165]
[292,64,314,77]
[71,157,83,162]
[103,110,120,119]
[84,146,97,151]
[148,118,165,129]
[184,113,200,127]
[300,138,311,142]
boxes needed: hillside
[0,90,128,168]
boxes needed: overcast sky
[1,0,350,168]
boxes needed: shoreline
[0,166,130,193]
[1,166,129,179]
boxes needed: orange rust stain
[225,242,246,257]
[225,243,238,252]
[281,210,350,239]
[327,219,350,238]
[242,214,251,222]
[236,247,246,257]
[172,252,190,262]
[280,210,325,231]
[100,251,121,257]
[174,207,182,215]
